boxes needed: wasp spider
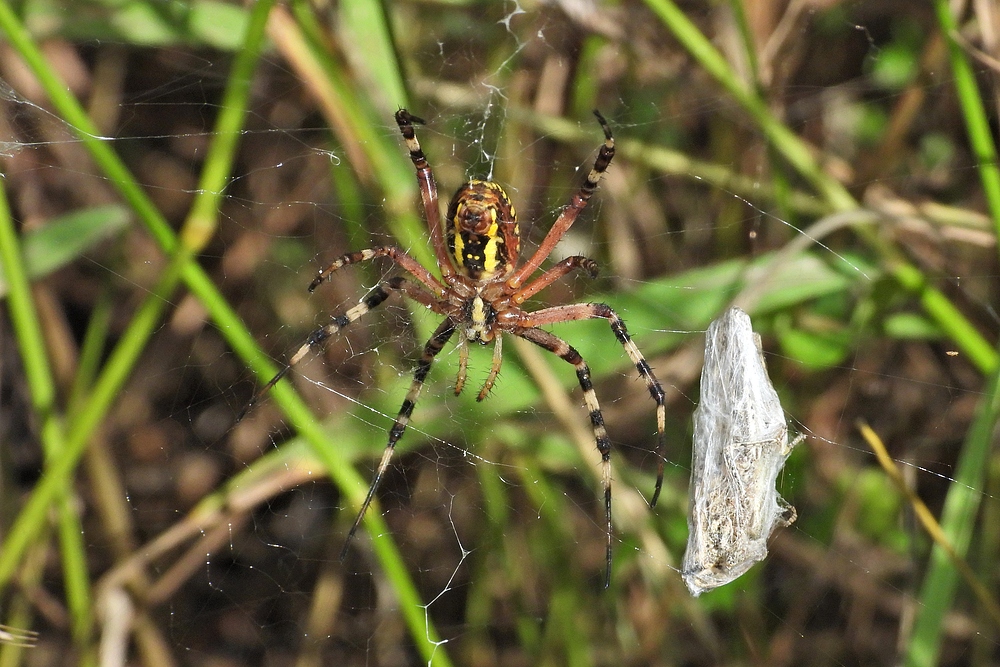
[246,110,666,587]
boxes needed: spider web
[0,1,998,665]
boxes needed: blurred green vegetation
[0,0,998,665]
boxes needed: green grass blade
[0,167,93,654]
[0,2,452,662]
[902,4,1000,664]
[642,0,856,211]
[642,0,997,375]
[67,291,114,417]
[0,254,186,589]
[0,0,279,592]
[285,1,433,267]
[38,0,251,50]
[904,366,1000,666]
[57,499,94,653]
[0,184,59,428]
[178,261,454,666]
[338,0,409,109]
[0,2,178,252]
[932,0,1000,259]
[181,0,274,252]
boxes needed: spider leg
[477,335,503,401]
[523,303,667,507]
[239,276,440,421]
[512,255,599,304]
[395,109,455,278]
[309,246,445,296]
[341,318,457,559]
[516,326,615,589]
[507,111,614,290]
[0,625,37,648]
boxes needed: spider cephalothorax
[246,109,666,587]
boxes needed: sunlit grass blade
[280,1,432,268]
[932,0,1000,256]
[858,421,1000,631]
[902,364,1000,666]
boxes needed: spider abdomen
[445,180,519,280]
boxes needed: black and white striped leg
[523,303,667,507]
[596,304,668,507]
[308,246,444,296]
[341,318,457,559]
[517,326,615,589]
[240,276,419,421]
[395,109,454,278]
[506,112,614,290]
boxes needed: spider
[245,109,666,587]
